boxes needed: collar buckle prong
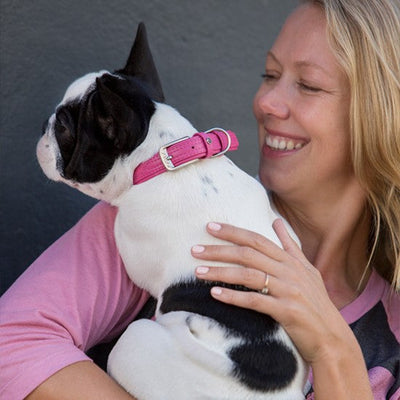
[159,136,200,171]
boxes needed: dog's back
[108,102,307,399]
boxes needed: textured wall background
[0,0,297,294]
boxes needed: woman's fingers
[273,219,320,276]
[207,285,281,317]
[192,221,312,278]
[196,265,270,292]
[205,222,286,262]
[273,219,310,265]
[191,242,282,276]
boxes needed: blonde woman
[194,0,400,399]
[1,0,399,399]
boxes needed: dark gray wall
[0,0,297,295]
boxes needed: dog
[36,23,307,399]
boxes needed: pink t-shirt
[1,201,399,399]
[0,202,149,399]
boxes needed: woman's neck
[272,183,371,309]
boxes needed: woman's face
[254,3,353,202]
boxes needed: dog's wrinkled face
[37,23,164,188]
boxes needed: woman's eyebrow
[294,60,330,75]
[266,51,282,67]
[268,50,331,76]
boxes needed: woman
[0,0,399,399]
[194,0,400,399]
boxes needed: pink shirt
[0,202,149,399]
[1,201,399,399]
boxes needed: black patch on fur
[160,280,277,338]
[55,74,155,183]
[51,22,164,184]
[229,340,297,391]
[160,280,297,391]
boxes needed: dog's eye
[54,108,77,147]
[54,118,66,133]
[55,109,72,134]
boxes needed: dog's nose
[41,118,49,135]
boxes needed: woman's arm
[0,202,149,399]
[193,220,373,400]
[25,361,136,400]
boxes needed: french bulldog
[36,23,307,399]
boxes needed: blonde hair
[303,0,400,290]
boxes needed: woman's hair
[303,0,400,290]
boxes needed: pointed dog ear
[94,76,132,145]
[118,22,165,102]
[93,74,153,152]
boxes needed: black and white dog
[37,24,307,399]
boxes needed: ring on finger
[259,273,270,295]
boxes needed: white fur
[62,70,109,103]
[37,86,308,399]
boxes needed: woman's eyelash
[261,73,322,93]
[261,73,277,80]
[298,82,321,92]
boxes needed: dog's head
[37,23,166,201]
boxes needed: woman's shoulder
[361,269,399,342]
[381,275,400,342]
[341,269,399,340]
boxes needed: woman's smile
[262,129,309,158]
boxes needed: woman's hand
[192,219,358,366]
[192,219,373,399]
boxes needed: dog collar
[133,128,239,185]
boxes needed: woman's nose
[254,84,290,120]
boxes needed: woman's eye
[298,82,322,92]
[261,73,278,81]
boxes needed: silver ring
[260,273,270,295]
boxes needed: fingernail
[208,222,222,231]
[211,287,223,296]
[192,245,205,253]
[196,266,209,274]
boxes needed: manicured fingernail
[211,287,223,296]
[208,222,222,231]
[192,245,205,253]
[196,266,209,274]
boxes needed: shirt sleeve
[0,201,150,400]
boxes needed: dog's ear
[94,76,131,146]
[93,74,152,152]
[118,22,165,103]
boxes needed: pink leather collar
[133,128,239,184]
